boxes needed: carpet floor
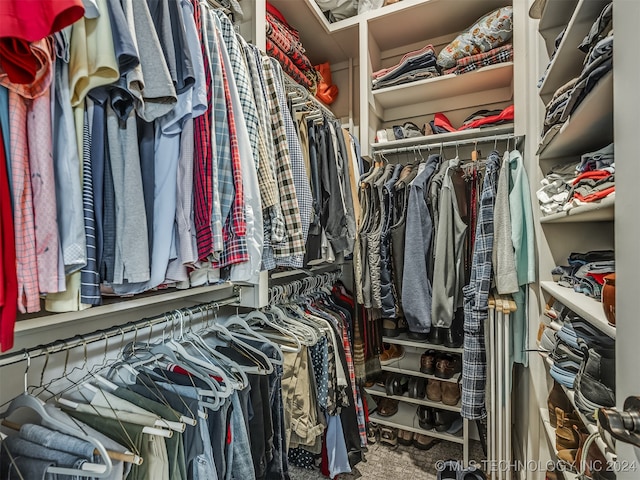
[288,439,485,479]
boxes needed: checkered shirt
[461,151,501,420]
[213,24,249,268]
[444,44,513,76]
[266,39,314,90]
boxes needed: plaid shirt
[262,57,307,262]
[461,151,500,420]
[213,24,249,268]
[443,44,513,76]
[240,37,279,211]
[192,0,215,261]
[266,14,314,73]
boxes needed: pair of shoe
[421,351,462,379]
[436,459,486,479]
[426,379,461,406]
[573,338,616,415]
[397,429,440,450]
[382,317,408,337]
[427,326,463,348]
[417,406,463,435]
[379,344,405,365]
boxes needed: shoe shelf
[369,401,465,445]
[539,407,581,480]
[539,0,611,104]
[540,281,616,339]
[381,350,461,383]
[382,333,464,354]
[370,124,515,152]
[373,63,514,122]
[560,385,618,465]
[537,70,613,161]
[539,195,614,224]
[364,384,462,413]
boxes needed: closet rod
[0,288,242,369]
[268,269,342,304]
[373,133,522,157]
[283,75,335,120]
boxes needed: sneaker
[379,426,398,448]
[367,422,380,444]
[379,344,405,365]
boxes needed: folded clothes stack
[371,44,439,90]
[442,43,513,76]
[552,250,615,300]
[538,3,612,150]
[265,2,321,91]
[537,143,614,216]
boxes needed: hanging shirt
[68,0,120,106]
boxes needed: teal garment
[508,149,536,368]
[0,86,11,200]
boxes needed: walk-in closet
[0,1,637,479]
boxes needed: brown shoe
[379,344,405,365]
[547,381,573,428]
[426,379,442,402]
[435,354,462,379]
[441,382,461,406]
[420,349,437,374]
[397,429,414,446]
[413,433,438,450]
[377,398,399,417]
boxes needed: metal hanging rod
[268,270,342,305]
[0,288,242,369]
[373,133,522,157]
[283,75,335,120]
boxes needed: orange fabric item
[314,62,338,105]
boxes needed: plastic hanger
[0,354,114,478]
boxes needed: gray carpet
[288,439,485,479]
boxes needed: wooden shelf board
[364,384,462,412]
[539,196,614,223]
[539,0,611,104]
[537,71,613,160]
[369,401,464,444]
[381,350,461,383]
[371,125,514,152]
[540,281,615,338]
[382,333,464,354]
[373,63,514,112]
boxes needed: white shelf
[366,0,511,53]
[539,408,581,480]
[381,350,461,383]
[373,62,514,114]
[538,0,580,52]
[371,125,514,152]
[539,0,610,104]
[537,71,613,160]
[15,282,237,335]
[364,384,462,412]
[539,196,615,223]
[369,401,464,444]
[382,333,463,354]
[540,281,615,338]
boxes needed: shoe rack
[364,335,470,465]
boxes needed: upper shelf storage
[267,0,359,64]
[372,62,514,122]
[539,0,611,104]
[537,70,612,161]
[537,0,579,53]
[366,0,510,53]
